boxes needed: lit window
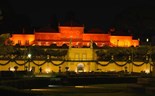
[38,42,41,46]
[82,53,87,60]
[45,42,49,46]
[75,53,79,60]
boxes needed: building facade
[10,25,139,47]
[0,47,152,74]
[0,23,145,74]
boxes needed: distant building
[10,24,139,47]
[0,16,143,74]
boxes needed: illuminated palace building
[2,19,149,74]
[11,25,139,47]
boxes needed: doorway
[77,63,84,72]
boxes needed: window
[82,53,87,60]
[75,53,79,60]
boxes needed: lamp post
[147,38,152,73]
[131,47,134,73]
[146,38,151,72]
[28,53,31,71]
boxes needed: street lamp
[146,38,152,73]
[148,41,152,73]
[131,47,134,73]
[146,38,149,43]
[28,53,31,71]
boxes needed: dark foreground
[0,83,152,96]
[0,72,154,96]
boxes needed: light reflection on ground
[25,84,152,96]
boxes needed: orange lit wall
[132,40,139,47]
[59,26,84,40]
[10,25,139,47]
[35,32,61,41]
[83,34,110,47]
[34,32,61,46]
[11,34,35,46]
[83,34,110,41]
[110,36,136,47]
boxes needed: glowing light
[45,42,49,46]
[145,69,150,74]
[10,67,15,71]
[146,38,149,42]
[83,69,86,72]
[109,69,115,72]
[45,68,51,73]
[75,68,77,73]
[75,86,86,88]
[87,43,90,46]
[63,42,66,44]
[28,54,31,58]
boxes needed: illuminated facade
[10,25,139,47]
[0,23,145,74]
[0,47,152,74]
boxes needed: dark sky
[1,0,155,33]
[4,0,155,31]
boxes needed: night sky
[7,0,152,29]
[1,0,155,40]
